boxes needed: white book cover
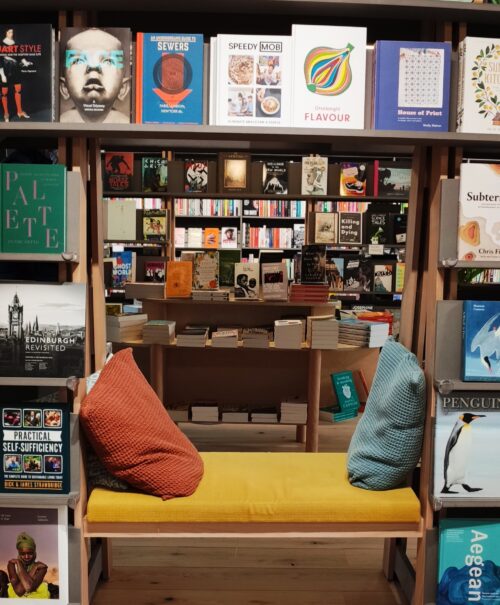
[457,37,500,134]
[291,24,367,129]
[105,198,137,240]
[209,37,217,125]
[314,212,337,244]
[302,156,328,195]
[221,226,238,249]
[234,262,259,299]
[215,34,291,127]
[262,262,288,300]
[458,163,500,262]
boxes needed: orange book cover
[204,227,220,248]
[165,261,192,298]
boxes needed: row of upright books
[314,211,407,246]
[5,24,500,135]
[170,401,308,424]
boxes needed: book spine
[456,39,466,132]
[135,33,144,123]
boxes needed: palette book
[462,300,500,382]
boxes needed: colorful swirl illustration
[304,44,354,96]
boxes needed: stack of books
[274,319,303,349]
[176,325,210,347]
[221,408,249,423]
[142,320,176,344]
[242,327,272,348]
[251,407,279,423]
[192,289,230,301]
[168,406,189,422]
[338,320,390,348]
[289,283,330,303]
[191,403,220,422]
[106,313,148,342]
[307,315,339,350]
[280,402,308,424]
[211,329,239,348]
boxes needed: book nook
[0,1,499,604]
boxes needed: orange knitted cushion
[79,348,204,500]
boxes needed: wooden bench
[82,452,422,603]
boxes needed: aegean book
[462,300,500,382]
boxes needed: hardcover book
[326,257,344,290]
[301,156,328,195]
[165,260,192,298]
[373,263,394,293]
[374,159,412,198]
[291,25,367,129]
[103,152,134,191]
[221,226,238,249]
[234,262,259,299]
[300,244,326,284]
[1,164,66,254]
[144,261,165,282]
[331,371,360,410]
[458,163,500,262]
[1,404,70,494]
[214,34,292,127]
[363,211,391,245]
[185,160,208,193]
[141,156,168,192]
[0,24,54,122]
[339,162,367,196]
[262,160,288,194]
[373,41,451,131]
[338,212,362,245]
[463,300,500,382]
[344,258,372,292]
[193,251,219,290]
[434,391,500,500]
[143,209,167,241]
[135,33,204,124]
[218,152,250,193]
[457,37,500,134]
[314,213,337,244]
[59,27,132,123]
[0,283,86,378]
[261,262,288,300]
[104,198,137,241]
[391,213,407,244]
[219,249,241,287]
[111,250,136,287]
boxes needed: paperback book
[135,33,204,124]
[221,226,238,249]
[234,262,259,299]
[300,244,326,284]
[262,160,288,194]
[111,250,136,287]
[363,211,391,245]
[144,261,165,282]
[141,156,168,192]
[143,209,167,241]
[185,160,208,193]
[0,283,86,378]
[338,212,362,245]
[391,213,407,244]
[192,251,219,290]
[203,227,220,249]
[374,159,412,198]
[326,257,344,290]
[331,371,360,410]
[339,162,367,196]
[462,300,500,382]
[261,262,288,300]
[103,152,134,191]
[302,156,328,195]
[165,260,192,298]
[373,263,394,293]
[344,258,372,292]
[104,198,137,240]
[219,249,241,287]
[314,213,337,244]
[218,152,250,193]
[395,262,406,293]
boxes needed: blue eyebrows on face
[65,50,124,69]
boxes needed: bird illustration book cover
[463,300,500,382]
[438,518,500,605]
[434,391,500,501]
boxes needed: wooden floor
[92,420,415,605]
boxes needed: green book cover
[1,163,66,254]
[331,371,360,411]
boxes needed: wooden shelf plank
[0,492,80,507]
[0,377,75,387]
[108,191,407,202]
[148,297,334,307]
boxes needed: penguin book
[462,300,500,382]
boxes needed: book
[218,152,250,193]
[1,164,66,254]
[1,403,70,494]
[59,27,132,123]
[0,283,86,378]
[458,163,500,262]
[373,41,451,131]
[338,212,362,245]
[141,156,168,192]
[434,391,500,500]
[314,213,337,244]
[213,34,291,127]
[111,251,136,287]
[326,257,344,290]
[457,37,500,134]
[293,223,305,248]
[104,198,137,240]
[301,156,328,195]
[438,518,500,605]
[174,227,186,247]
[221,226,238,249]
[462,300,500,382]
[103,152,134,191]
[105,303,123,316]
[192,251,219,290]
[373,263,394,293]
[374,159,412,198]
[185,160,208,193]
[261,262,288,300]
[363,211,391,245]
[143,209,167,241]
[219,249,241,287]
[339,162,367,196]
[234,262,259,299]
[0,24,55,122]
[165,260,192,298]
[390,213,407,244]
[135,33,204,124]
[300,244,326,284]
[291,24,367,129]
[203,227,220,249]
[331,371,360,411]
[344,258,372,292]
[395,262,405,293]
[243,200,259,216]
[262,160,288,194]
[144,261,165,282]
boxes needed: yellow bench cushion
[86,452,420,524]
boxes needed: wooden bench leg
[296,424,306,444]
[383,537,397,581]
[101,538,113,581]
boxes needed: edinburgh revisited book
[0,24,54,122]
[434,391,500,500]
[59,27,132,123]
[463,300,500,382]
[458,163,500,262]
[1,163,66,254]
[0,283,86,378]
[1,404,69,494]
[438,518,500,605]
[135,33,204,124]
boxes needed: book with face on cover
[234,262,259,299]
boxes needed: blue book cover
[463,301,500,382]
[112,251,134,288]
[438,518,500,605]
[373,41,451,131]
[136,33,204,124]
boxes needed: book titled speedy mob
[135,33,204,124]
[373,41,451,131]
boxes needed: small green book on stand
[1,163,67,253]
[331,371,360,411]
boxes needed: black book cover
[363,211,391,245]
[262,160,288,194]
[142,156,168,192]
[390,213,408,245]
[0,24,54,122]
[104,151,134,191]
[344,259,372,292]
[338,213,362,245]
[300,244,326,284]
[1,403,70,494]
[375,160,411,198]
[243,200,259,216]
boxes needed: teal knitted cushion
[347,337,426,490]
